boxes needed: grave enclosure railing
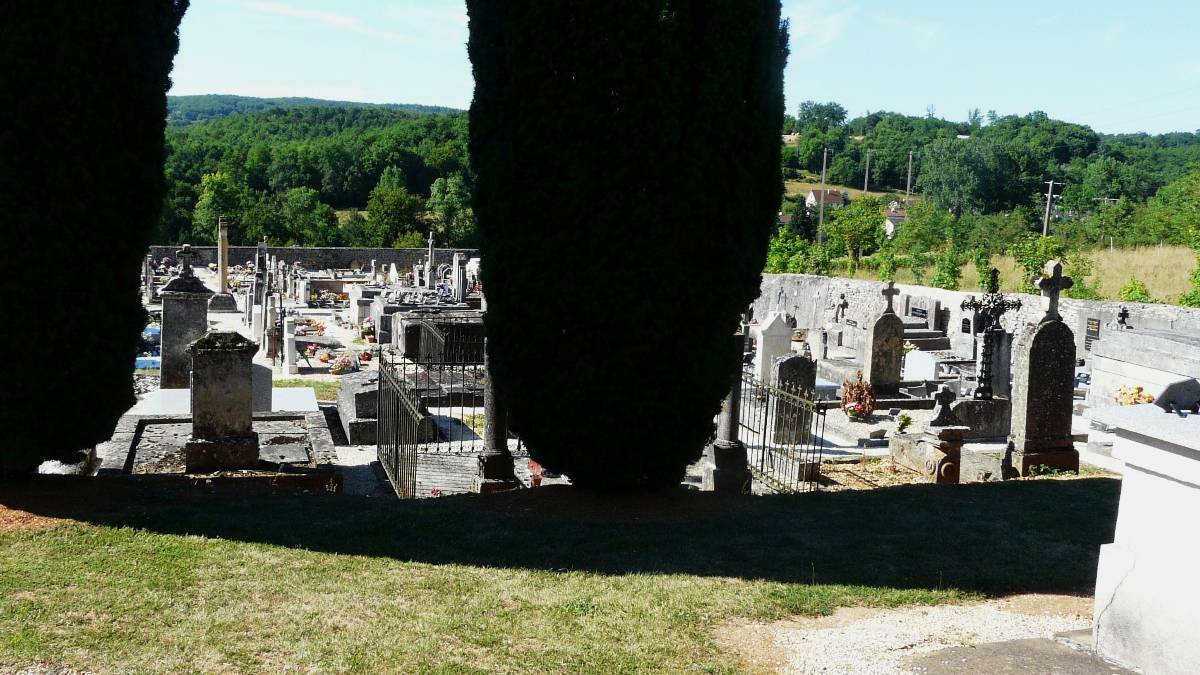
[377,317,492,498]
[737,371,826,493]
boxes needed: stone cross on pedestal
[882,281,900,314]
[176,244,197,278]
[1033,259,1073,322]
[927,385,961,427]
[960,268,1021,401]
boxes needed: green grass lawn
[0,477,1120,673]
[274,378,342,401]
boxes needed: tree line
[159,105,476,248]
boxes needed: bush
[468,2,788,489]
[1,2,189,474]
[928,247,963,290]
[1118,276,1155,303]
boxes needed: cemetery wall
[148,246,480,271]
[755,273,1200,361]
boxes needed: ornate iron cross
[960,268,1021,400]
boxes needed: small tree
[823,196,884,272]
[366,185,424,247]
[928,246,963,290]
[1118,277,1155,304]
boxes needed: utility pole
[1042,180,1062,237]
[817,147,830,244]
[863,149,875,194]
[905,151,916,202]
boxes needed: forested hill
[167,94,460,126]
[160,105,471,248]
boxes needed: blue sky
[170,0,1200,134]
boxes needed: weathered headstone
[283,315,298,375]
[889,385,968,484]
[863,281,905,391]
[159,245,213,389]
[1009,260,1079,475]
[771,353,817,444]
[183,331,259,472]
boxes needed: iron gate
[738,372,826,492]
[377,316,489,498]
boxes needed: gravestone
[960,269,1022,400]
[863,281,904,392]
[1009,260,1079,475]
[159,245,213,389]
[209,216,238,312]
[451,252,466,302]
[771,354,817,444]
[183,331,259,472]
[283,315,298,374]
[754,312,792,384]
[905,295,940,329]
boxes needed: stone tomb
[889,385,969,484]
[183,332,259,471]
[1088,328,1200,411]
[159,246,213,389]
[1090,403,1200,675]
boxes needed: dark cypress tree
[468,3,788,489]
[0,2,189,475]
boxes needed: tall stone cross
[960,268,1021,400]
[1033,260,1073,322]
[175,244,197,278]
[882,281,900,315]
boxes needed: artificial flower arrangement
[329,355,356,375]
[359,350,373,362]
[841,370,876,420]
[902,340,919,355]
[316,348,334,364]
[1115,385,1155,406]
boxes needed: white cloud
[871,13,942,44]
[247,1,410,43]
[783,1,856,53]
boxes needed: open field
[847,245,1197,303]
[0,477,1118,673]
[784,177,905,202]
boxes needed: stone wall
[148,246,479,271]
[754,273,1200,362]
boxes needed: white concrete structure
[754,312,792,384]
[1089,328,1200,409]
[1090,403,1200,674]
[902,349,937,381]
[283,315,299,374]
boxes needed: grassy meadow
[847,245,1197,304]
[0,477,1119,673]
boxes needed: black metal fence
[738,372,826,493]
[377,316,491,498]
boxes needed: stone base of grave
[184,434,260,473]
[1009,447,1079,477]
[950,397,1011,440]
[959,447,1013,482]
[710,441,752,494]
[208,293,239,313]
[888,425,968,484]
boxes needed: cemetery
[4,3,1199,672]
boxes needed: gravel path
[722,595,1092,675]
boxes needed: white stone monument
[754,312,792,384]
[1090,403,1200,675]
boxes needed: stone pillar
[283,315,299,374]
[863,282,904,393]
[208,216,239,312]
[183,331,259,472]
[159,247,213,389]
[1008,261,1079,476]
[451,252,466,303]
[754,312,792,383]
[476,348,520,493]
[709,326,751,494]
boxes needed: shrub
[1118,276,1155,303]
[1,2,189,475]
[467,2,788,489]
[929,247,963,290]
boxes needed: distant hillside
[167,94,460,126]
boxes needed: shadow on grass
[0,477,1119,595]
